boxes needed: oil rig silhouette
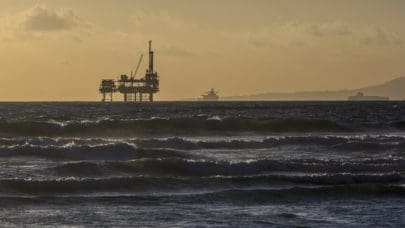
[99,41,159,102]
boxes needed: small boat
[348,92,389,101]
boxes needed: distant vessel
[348,92,389,101]
[200,89,219,101]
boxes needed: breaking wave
[195,184,405,202]
[0,174,402,194]
[0,143,190,160]
[133,136,405,151]
[52,158,405,177]
[0,184,404,206]
[0,117,349,137]
[1,135,404,153]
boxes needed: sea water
[0,101,403,227]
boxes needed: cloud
[290,40,308,47]
[361,26,403,46]
[247,22,354,49]
[249,38,269,48]
[278,21,353,39]
[21,5,80,31]
[130,10,184,32]
[247,21,403,49]
[0,5,92,44]
[159,45,195,56]
[304,22,353,37]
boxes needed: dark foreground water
[0,101,404,227]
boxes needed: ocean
[0,101,404,227]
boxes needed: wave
[195,184,405,203]
[133,136,405,151]
[0,143,190,160]
[0,174,402,194]
[0,117,350,137]
[393,121,405,130]
[52,158,405,177]
[1,135,404,152]
[0,184,403,206]
[0,137,109,147]
[122,158,405,176]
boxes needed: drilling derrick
[145,40,159,102]
[99,41,160,102]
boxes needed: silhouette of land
[223,77,405,101]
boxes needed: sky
[0,0,404,101]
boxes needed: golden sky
[0,0,404,101]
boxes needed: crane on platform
[131,54,144,78]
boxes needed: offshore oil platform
[99,41,159,102]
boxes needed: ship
[200,89,219,101]
[348,92,389,101]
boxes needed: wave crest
[0,117,349,136]
[0,175,402,194]
[0,143,189,160]
[52,158,405,177]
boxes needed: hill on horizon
[224,77,405,101]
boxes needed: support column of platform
[122,92,155,103]
[102,92,113,102]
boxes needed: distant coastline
[222,77,405,101]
